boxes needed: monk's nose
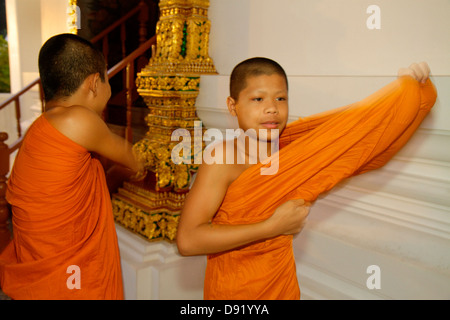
[265,100,279,114]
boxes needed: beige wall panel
[208,0,450,76]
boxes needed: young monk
[0,33,145,299]
[176,58,436,299]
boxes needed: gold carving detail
[112,196,180,241]
[136,75,200,92]
[112,0,215,242]
[142,0,217,75]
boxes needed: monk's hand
[130,168,148,181]
[268,199,311,237]
[397,62,430,83]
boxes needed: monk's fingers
[398,62,430,83]
[299,204,310,216]
[293,212,309,234]
[289,198,313,208]
[273,199,312,235]
[418,61,430,74]
[292,199,311,220]
[410,63,424,82]
[408,62,430,83]
[290,198,305,206]
[417,61,431,81]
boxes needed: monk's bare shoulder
[44,105,107,150]
[183,140,248,222]
[46,104,100,125]
[200,139,250,188]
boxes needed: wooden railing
[0,78,44,146]
[91,0,149,61]
[0,0,156,251]
[91,0,150,88]
[0,132,11,252]
[107,36,156,142]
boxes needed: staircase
[105,88,149,144]
[0,0,158,254]
[90,0,157,144]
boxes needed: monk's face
[227,74,288,141]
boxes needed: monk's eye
[253,97,263,102]
[276,97,287,101]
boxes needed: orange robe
[204,77,437,300]
[0,115,123,299]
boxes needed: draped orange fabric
[0,115,123,299]
[204,77,437,300]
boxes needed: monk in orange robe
[0,34,145,299]
[176,58,437,299]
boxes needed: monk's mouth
[260,122,280,129]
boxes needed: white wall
[2,0,68,146]
[192,0,450,299]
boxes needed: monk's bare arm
[46,106,143,173]
[176,161,309,256]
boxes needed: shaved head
[230,57,288,101]
[39,33,107,102]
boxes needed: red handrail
[91,5,142,44]
[0,78,44,140]
[107,35,156,142]
[91,0,149,70]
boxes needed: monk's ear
[87,73,101,96]
[227,96,237,116]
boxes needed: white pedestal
[115,223,206,300]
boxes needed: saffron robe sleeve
[204,76,437,300]
[0,115,123,300]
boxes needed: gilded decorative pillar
[112,0,216,241]
[67,0,80,34]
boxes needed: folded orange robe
[204,77,437,300]
[0,115,123,299]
